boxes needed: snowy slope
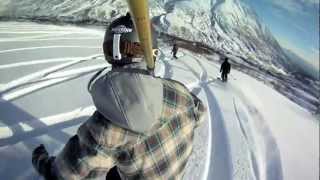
[160,47,319,180]
[0,22,318,180]
[1,0,318,116]
[0,0,291,71]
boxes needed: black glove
[32,144,57,180]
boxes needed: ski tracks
[192,54,234,180]
[165,51,283,180]
[0,22,284,180]
[197,54,283,180]
[0,23,108,146]
[232,93,283,180]
[233,97,261,180]
[0,106,95,146]
[0,23,108,101]
[162,50,233,180]
[0,55,109,101]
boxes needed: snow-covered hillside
[0,0,318,115]
[0,0,287,69]
[0,21,318,180]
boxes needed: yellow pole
[127,0,154,71]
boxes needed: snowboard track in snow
[233,97,260,180]
[170,51,284,180]
[0,23,107,151]
[0,22,313,180]
[170,52,234,180]
[231,88,284,180]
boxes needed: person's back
[172,44,178,52]
[220,58,231,82]
[32,13,206,180]
[48,66,205,179]
[221,60,230,73]
[172,43,179,59]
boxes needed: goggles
[104,33,159,63]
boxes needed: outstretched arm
[53,112,116,179]
[190,93,206,127]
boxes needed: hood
[88,65,163,134]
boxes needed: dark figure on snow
[32,13,206,180]
[171,43,179,59]
[220,57,231,82]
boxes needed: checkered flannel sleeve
[53,111,119,179]
[53,79,206,180]
[111,80,206,179]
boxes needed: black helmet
[103,13,158,67]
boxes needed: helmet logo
[124,41,143,56]
[123,41,158,58]
[112,25,133,34]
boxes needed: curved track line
[164,51,211,180]
[44,64,110,79]
[2,65,109,101]
[0,55,103,70]
[233,97,260,180]
[195,57,233,180]
[177,51,232,180]
[204,85,233,180]
[196,53,282,180]
[0,34,70,42]
[1,62,73,92]
[201,94,212,180]
[232,86,284,180]
[0,54,102,93]
[0,31,79,34]
[0,37,101,43]
[1,61,83,92]
[0,106,95,145]
[0,31,104,42]
[0,46,100,54]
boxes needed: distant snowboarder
[220,57,231,82]
[32,13,206,180]
[171,43,179,59]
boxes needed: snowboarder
[32,13,206,180]
[220,57,231,82]
[171,43,179,59]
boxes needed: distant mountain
[151,0,293,74]
[0,0,319,113]
[0,0,292,72]
[212,0,293,69]
[283,48,319,80]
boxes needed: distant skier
[32,13,206,180]
[220,57,231,82]
[171,43,179,59]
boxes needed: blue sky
[243,0,319,70]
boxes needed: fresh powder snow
[0,21,318,180]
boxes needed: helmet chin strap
[113,33,122,60]
[147,68,155,76]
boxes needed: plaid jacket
[53,79,206,180]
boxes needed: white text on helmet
[112,25,133,34]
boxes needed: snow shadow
[196,59,233,180]
[233,98,261,180]
[179,53,233,179]
[203,84,233,180]
[230,86,284,180]
[159,50,174,79]
[0,98,90,179]
[0,74,77,96]
[0,98,88,147]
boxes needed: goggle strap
[107,35,158,59]
[113,34,122,60]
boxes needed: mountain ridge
[0,0,319,114]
